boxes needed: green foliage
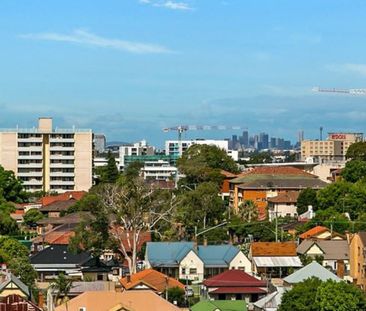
[49,273,74,306]
[228,219,276,242]
[341,160,366,182]
[317,181,351,211]
[123,161,144,179]
[64,192,102,215]
[99,151,119,183]
[280,278,366,311]
[0,237,36,288]
[279,277,323,311]
[0,165,27,203]
[177,144,239,185]
[346,141,366,161]
[166,287,185,307]
[0,203,19,235]
[238,200,258,222]
[299,254,324,266]
[245,152,272,164]
[176,182,225,239]
[297,188,318,215]
[23,208,43,227]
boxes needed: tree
[49,273,73,309]
[72,178,179,274]
[346,142,366,161]
[317,181,351,211]
[279,278,366,311]
[166,287,185,307]
[124,161,144,179]
[341,160,366,182]
[8,257,38,289]
[0,203,19,235]
[23,208,43,227]
[0,165,27,203]
[279,277,322,311]
[245,152,272,164]
[297,188,318,215]
[176,182,225,240]
[100,151,119,183]
[177,144,239,185]
[238,200,258,222]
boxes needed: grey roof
[69,281,115,294]
[297,240,349,260]
[30,244,91,266]
[0,272,30,297]
[253,256,302,268]
[146,242,195,267]
[237,178,327,190]
[197,245,239,267]
[283,261,341,284]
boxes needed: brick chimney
[337,260,345,279]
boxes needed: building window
[189,268,197,275]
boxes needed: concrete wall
[74,132,93,191]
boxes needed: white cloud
[140,0,193,11]
[20,29,172,54]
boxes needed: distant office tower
[270,137,276,149]
[259,132,269,149]
[232,135,238,150]
[242,131,249,147]
[249,136,255,148]
[94,134,106,154]
[0,117,93,193]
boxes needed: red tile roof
[203,269,266,287]
[221,170,238,178]
[120,269,184,293]
[210,286,267,294]
[299,226,329,239]
[251,242,297,257]
[38,191,86,206]
[244,166,316,177]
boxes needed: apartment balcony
[50,180,75,186]
[50,155,74,160]
[18,137,43,143]
[18,163,43,168]
[50,163,75,169]
[22,179,43,186]
[50,146,75,152]
[18,146,43,152]
[49,138,75,143]
[17,171,43,177]
[18,155,43,160]
[50,172,75,177]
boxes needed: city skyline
[1,1,366,145]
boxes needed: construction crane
[312,86,366,96]
[162,125,247,156]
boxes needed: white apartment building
[119,140,155,168]
[165,139,238,159]
[0,117,93,193]
[141,160,178,180]
[301,132,363,161]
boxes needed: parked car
[185,285,194,297]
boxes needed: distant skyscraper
[270,137,276,149]
[242,131,249,147]
[94,134,106,154]
[259,132,269,149]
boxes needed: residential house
[120,269,184,294]
[229,166,327,220]
[145,242,251,282]
[39,198,78,218]
[267,191,299,221]
[0,294,42,311]
[253,287,287,311]
[249,242,302,277]
[298,225,345,240]
[349,232,366,291]
[203,269,267,302]
[220,170,238,201]
[283,261,341,286]
[37,191,86,206]
[54,290,180,311]
[297,239,349,278]
[0,272,30,299]
[191,300,247,311]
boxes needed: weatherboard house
[145,242,251,282]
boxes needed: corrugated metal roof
[283,261,341,284]
[253,256,302,268]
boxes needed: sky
[1,0,366,146]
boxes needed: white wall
[179,250,204,282]
[229,251,252,273]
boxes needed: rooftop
[251,242,297,257]
[268,191,299,204]
[297,240,349,260]
[299,226,330,239]
[203,269,266,288]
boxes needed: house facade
[349,232,366,291]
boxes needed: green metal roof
[191,300,247,311]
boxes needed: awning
[253,256,302,268]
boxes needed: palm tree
[238,200,258,222]
[49,273,73,311]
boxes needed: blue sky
[1,0,366,146]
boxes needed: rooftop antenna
[320,126,323,141]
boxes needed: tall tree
[177,144,239,185]
[0,203,19,235]
[23,208,44,227]
[238,200,258,222]
[0,165,27,203]
[100,151,119,183]
[341,160,366,183]
[71,178,179,274]
[346,142,366,161]
[49,273,73,310]
[297,188,318,215]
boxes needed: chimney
[126,274,131,283]
[38,291,45,309]
[337,260,345,279]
